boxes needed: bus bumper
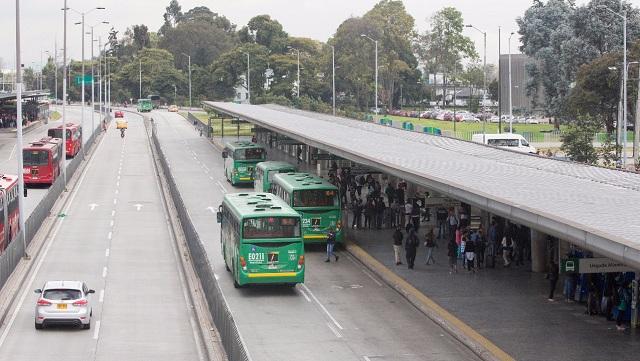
[239,269,304,286]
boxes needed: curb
[345,241,514,361]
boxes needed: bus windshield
[293,189,339,208]
[23,150,49,166]
[243,217,301,239]
[235,148,265,160]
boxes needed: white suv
[34,281,94,329]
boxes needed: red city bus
[47,123,82,157]
[0,174,20,253]
[23,137,64,186]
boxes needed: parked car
[489,115,500,123]
[525,117,540,124]
[472,133,537,154]
[443,112,453,121]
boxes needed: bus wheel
[224,257,230,272]
[233,278,241,288]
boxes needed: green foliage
[239,15,289,54]
[560,115,601,164]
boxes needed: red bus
[0,174,20,253]
[23,137,64,186]
[47,123,82,157]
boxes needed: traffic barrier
[0,119,104,291]
[150,122,251,361]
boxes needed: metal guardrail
[0,122,103,291]
[187,112,212,138]
[150,122,250,361]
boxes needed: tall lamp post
[599,4,627,167]
[244,52,250,104]
[138,57,142,99]
[287,46,301,98]
[361,34,378,114]
[626,61,639,163]
[508,32,515,133]
[181,53,191,110]
[15,0,27,257]
[88,21,108,135]
[466,24,487,142]
[331,45,336,116]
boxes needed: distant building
[234,75,249,104]
[499,54,544,115]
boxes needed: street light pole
[332,45,336,116]
[62,1,68,187]
[508,32,515,133]
[15,0,27,257]
[139,57,142,99]
[297,49,300,98]
[466,25,488,142]
[244,52,250,104]
[181,53,191,109]
[361,34,378,114]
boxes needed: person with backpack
[392,227,403,265]
[405,228,419,269]
[424,227,437,265]
[324,228,338,263]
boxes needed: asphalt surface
[0,112,203,360]
[0,105,103,216]
[151,110,480,361]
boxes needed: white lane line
[297,287,312,302]
[117,175,121,180]
[216,181,227,194]
[99,289,105,303]
[105,248,110,257]
[111,210,116,217]
[109,220,114,227]
[114,189,119,195]
[102,267,108,278]
[214,273,219,280]
[345,253,383,286]
[209,176,214,180]
[93,320,101,339]
[107,232,112,240]
[116,181,120,187]
[113,198,117,205]
[326,322,343,338]
[363,357,372,361]
[1,144,16,163]
[300,284,343,330]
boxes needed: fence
[150,122,250,361]
[0,120,103,292]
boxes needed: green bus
[270,172,342,244]
[137,98,153,112]
[254,161,297,193]
[222,141,266,186]
[217,192,305,287]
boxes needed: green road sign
[74,75,93,85]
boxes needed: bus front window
[243,217,301,239]
[293,189,339,208]
[23,150,49,166]
[235,148,265,160]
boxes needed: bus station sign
[311,153,342,161]
[562,257,633,273]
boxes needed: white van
[471,133,537,154]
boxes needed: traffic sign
[75,75,93,85]
[311,153,342,161]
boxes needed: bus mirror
[216,212,222,223]
[222,151,228,159]
[23,188,28,198]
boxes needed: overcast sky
[0,0,630,71]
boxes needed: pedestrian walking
[547,261,559,301]
[324,228,339,262]
[436,206,448,239]
[446,209,459,242]
[464,236,476,272]
[424,227,436,265]
[487,220,498,268]
[447,240,458,274]
[364,199,374,229]
[405,228,419,269]
[392,227,403,265]
[615,282,630,330]
[501,236,513,267]
[410,205,420,231]
[296,146,302,164]
[404,201,413,229]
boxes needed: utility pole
[245,52,250,104]
[138,57,142,99]
[361,34,378,114]
[62,0,68,187]
[332,45,336,116]
[15,0,28,257]
[181,53,191,109]
[508,32,514,133]
[498,27,502,134]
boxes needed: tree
[160,0,183,35]
[132,25,150,51]
[208,43,270,100]
[488,79,498,102]
[561,115,601,164]
[239,15,289,54]
[159,6,237,70]
[415,7,478,107]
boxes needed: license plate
[57,304,67,310]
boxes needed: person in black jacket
[325,228,338,263]
[547,261,559,301]
[405,229,419,269]
[392,227,403,265]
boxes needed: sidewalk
[211,134,640,361]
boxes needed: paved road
[151,110,479,361]
[0,106,103,216]
[0,112,203,360]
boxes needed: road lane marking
[93,320,101,339]
[105,248,110,257]
[297,287,312,302]
[115,189,119,195]
[1,144,16,163]
[300,284,343,330]
[107,232,112,240]
[116,181,120,187]
[326,322,342,338]
[363,357,372,361]
[216,181,227,194]
[109,220,114,227]
[102,267,108,278]
[345,253,383,286]
[99,289,105,303]
[111,210,116,217]
[113,198,117,205]
[89,203,98,211]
